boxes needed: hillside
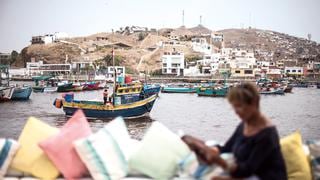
[14,27,320,73]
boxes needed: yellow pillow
[10,117,60,179]
[280,131,312,180]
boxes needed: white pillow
[0,139,19,178]
[74,117,134,180]
[128,122,191,179]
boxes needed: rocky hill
[14,27,320,73]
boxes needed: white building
[191,37,212,54]
[105,66,125,82]
[211,33,224,42]
[161,52,185,76]
[26,61,71,76]
[31,32,69,44]
[284,66,304,76]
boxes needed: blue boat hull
[162,87,196,93]
[143,85,161,96]
[63,98,156,119]
[11,86,32,100]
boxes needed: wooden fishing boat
[11,85,32,100]
[143,84,161,96]
[57,82,73,92]
[196,86,229,97]
[284,85,293,93]
[54,94,158,119]
[162,84,197,93]
[0,86,14,102]
[116,83,143,95]
[83,82,101,91]
[259,88,285,95]
[70,83,84,91]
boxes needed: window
[163,63,167,67]
[244,70,253,74]
[235,70,241,74]
[298,70,301,72]
[286,70,290,73]
[292,70,296,73]
[172,69,177,73]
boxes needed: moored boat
[284,85,293,93]
[83,82,101,91]
[259,88,285,95]
[143,84,161,96]
[196,86,229,97]
[57,82,73,92]
[162,84,197,93]
[54,94,158,119]
[11,85,32,100]
[0,86,14,102]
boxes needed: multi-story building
[161,51,185,76]
[284,66,304,77]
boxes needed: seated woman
[182,83,287,180]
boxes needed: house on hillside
[161,51,185,76]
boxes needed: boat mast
[112,29,116,105]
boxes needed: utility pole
[200,15,202,25]
[182,10,185,26]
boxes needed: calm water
[0,85,320,142]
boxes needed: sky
[0,0,319,52]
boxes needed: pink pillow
[39,110,92,178]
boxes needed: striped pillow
[0,139,19,178]
[74,117,132,180]
[307,140,320,180]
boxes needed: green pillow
[129,122,191,179]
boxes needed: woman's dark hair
[227,82,260,108]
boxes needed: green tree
[102,54,123,66]
[10,50,19,65]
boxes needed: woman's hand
[181,135,224,166]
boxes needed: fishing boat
[259,88,285,95]
[11,85,32,100]
[57,82,73,92]
[83,82,101,91]
[196,85,229,97]
[32,76,58,93]
[283,85,293,93]
[53,94,157,119]
[70,83,84,91]
[0,86,14,102]
[162,84,197,93]
[143,84,161,96]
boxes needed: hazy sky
[0,0,319,52]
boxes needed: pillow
[74,117,133,180]
[280,131,312,180]
[307,140,320,180]
[10,117,60,179]
[179,152,234,179]
[39,110,92,178]
[0,139,19,178]
[128,122,191,179]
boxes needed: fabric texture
[39,110,92,178]
[74,117,134,180]
[129,122,191,179]
[307,139,320,180]
[280,131,312,180]
[10,117,60,179]
[0,139,19,178]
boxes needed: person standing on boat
[103,89,108,104]
[182,83,287,180]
